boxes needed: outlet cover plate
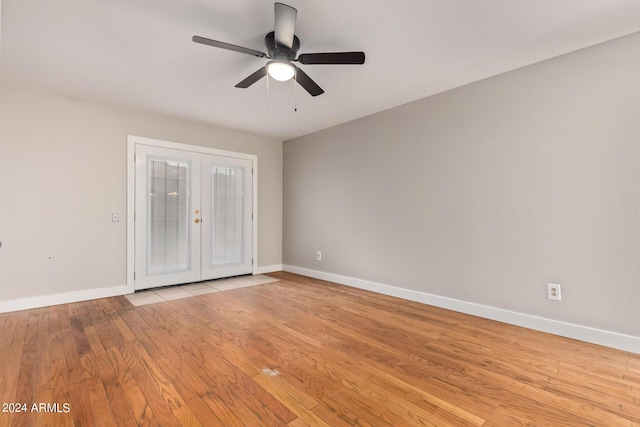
[547,283,562,301]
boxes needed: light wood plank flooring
[0,271,638,426]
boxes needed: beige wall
[284,32,640,337]
[0,81,282,301]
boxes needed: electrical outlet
[316,251,322,261]
[547,283,561,301]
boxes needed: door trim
[126,135,258,294]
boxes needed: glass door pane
[210,165,244,267]
[147,158,191,274]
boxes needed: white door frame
[126,135,258,294]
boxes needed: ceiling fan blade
[294,66,324,97]
[297,52,366,65]
[235,67,267,88]
[274,3,297,48]
[193,36,267,58]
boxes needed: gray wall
[0,81,282,301]
[283,32,640,337]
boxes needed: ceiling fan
[192,2,365,97]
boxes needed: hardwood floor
[1,271,638,426]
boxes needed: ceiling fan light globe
[267,61,295,81]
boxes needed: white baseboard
[0,285,129,314]
[256,264,283,274]
[283,264,640,354]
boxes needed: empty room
[1,0,639,425]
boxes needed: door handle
[195,218,201,224]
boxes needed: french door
[133,144,253,290]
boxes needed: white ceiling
[2,0,640,140]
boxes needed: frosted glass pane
[147,158,190,274]
[210,165,244,267]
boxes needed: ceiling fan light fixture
[267,60,295,81]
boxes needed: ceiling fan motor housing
[265,31,300,60]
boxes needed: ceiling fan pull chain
[266,72,270,110]
[294,68,298,112]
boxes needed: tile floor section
[125,274,279,306]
